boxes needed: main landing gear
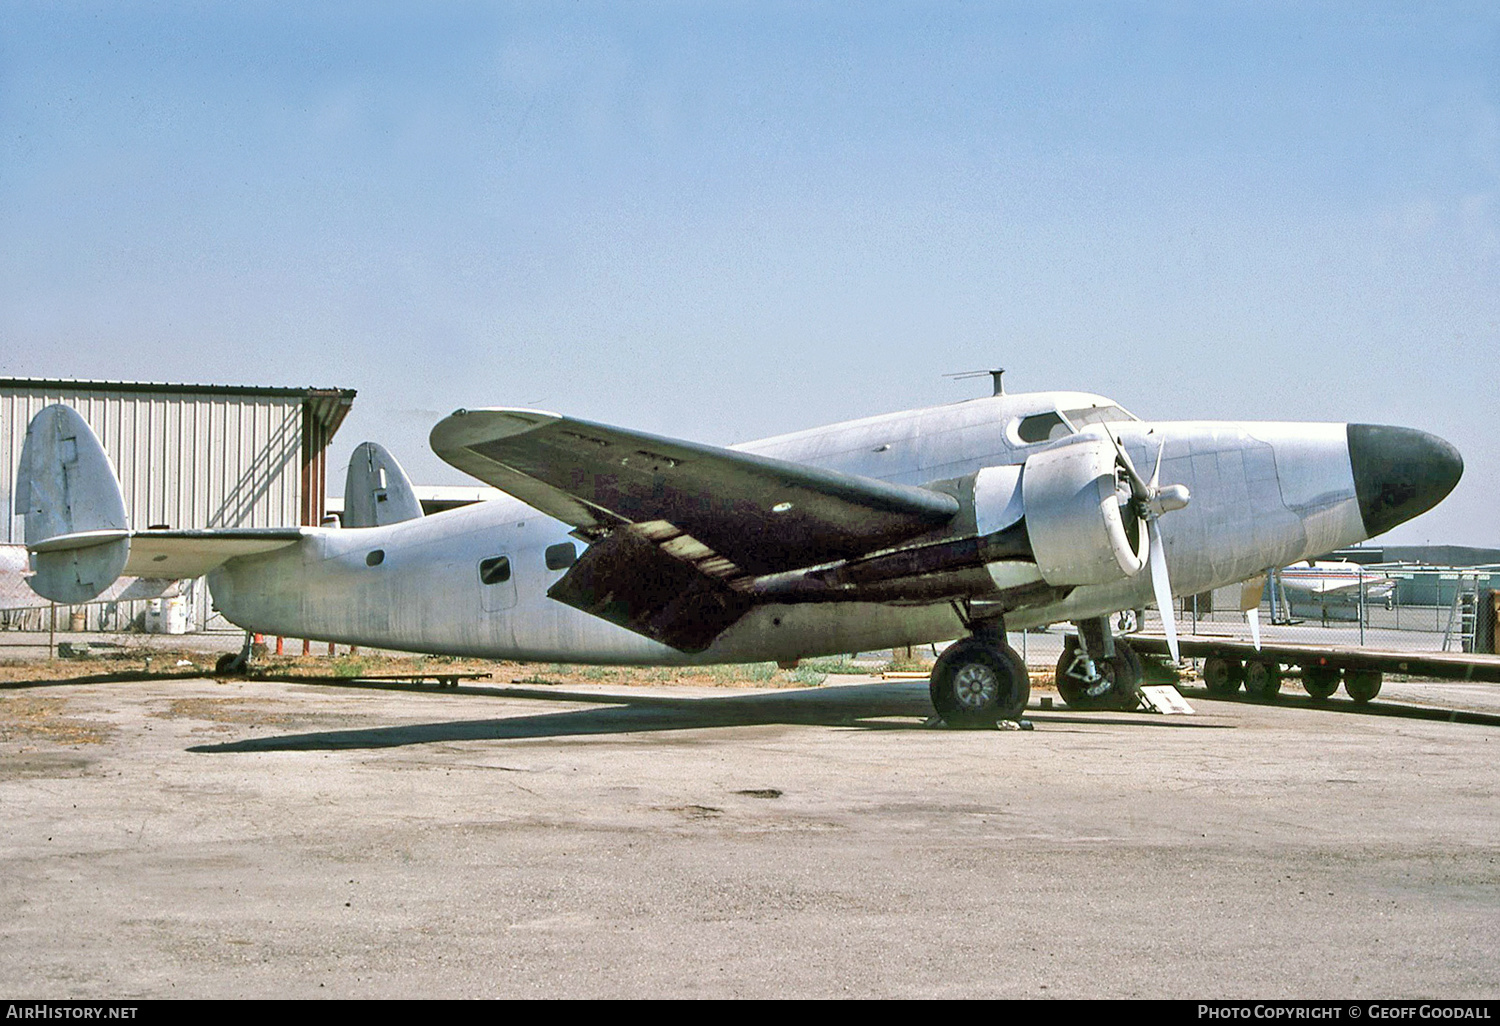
[214,631,255,676]
[1055,615,1144,711]
[929,620,1031,727]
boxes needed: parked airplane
[12,385,1462,723]
[0,543,181,614]
[1277,560,1397,601]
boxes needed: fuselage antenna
[944,368,1006,396]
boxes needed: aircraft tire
[930,638,1030,727]
[1202,656,1244,696]
[1344,669,1382,703]
[214,653,246,676]
[1112,641,1145,710]
[1301,666,1340,700]
[1243,660,1283,700]
[1055,646,1141,711]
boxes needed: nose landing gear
[1055,615,1145,711]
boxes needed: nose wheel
[1055,638,1145,711]
[929,636,1031,727]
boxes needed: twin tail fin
[13,404,131,603]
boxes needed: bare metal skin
[191,390,1460,666]
[12,388,1461,724]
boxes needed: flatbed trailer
[1122,633,1500,702]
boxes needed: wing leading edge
[430,408,959,576]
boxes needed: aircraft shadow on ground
[190,682,935,753]
[188,678,1227,754]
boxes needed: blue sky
[2,2,1496,546]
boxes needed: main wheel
[214,652,246,676]
[930,638,1030,727]
[1202,656,1244,696]
[1055,644,1142,711]
[1243,660,1283,700]
[1344,669,1382,703]
[1301,665,1340,700]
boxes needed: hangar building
[1,378,357,631]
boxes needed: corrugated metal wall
[2,384,306,631]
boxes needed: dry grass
[0,646,213,683]
[0,693,112,746]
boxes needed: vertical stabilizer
[343,441,423,527]
[14,405,130,603]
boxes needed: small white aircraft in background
[1277,561,1397,602]
[12,381,1462,725]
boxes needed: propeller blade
[1149,438,1166,491]
[1108,432,1152,502]
[1147,518,1180,662]
[1246,607,1262,651]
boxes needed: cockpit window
[1016,411,1069,443]
[1063,405,1135,428]
[1016,404,1136,445]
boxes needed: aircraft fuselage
[207,391,1458,664]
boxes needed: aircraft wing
[123,529,307,579]
[430,408,959,576]
[431,408,962,652]
[1283,579,1358,596]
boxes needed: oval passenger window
[545,542,577,571]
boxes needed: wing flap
[546,525,755,653]
[431,408,959,576]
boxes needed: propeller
[1240,574,1267,652]
[1108,432,1191,662]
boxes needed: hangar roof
[0,378,357,436]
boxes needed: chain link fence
[1153,565,1498,655]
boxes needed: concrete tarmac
[1,673,1496,999]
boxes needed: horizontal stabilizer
[124,529,306,579]
[0,545,183,611]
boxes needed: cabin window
[545,542,577,571]
[479,555,512,584]
[365,550,385,567]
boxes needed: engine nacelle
[1021,436,1146,586]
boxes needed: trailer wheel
[1344,669,1382,703]
[1243,660,1282,700]
[1202,656,1243,696]
[1301,665,1340,700]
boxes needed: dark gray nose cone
[1347,424,1463,538]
